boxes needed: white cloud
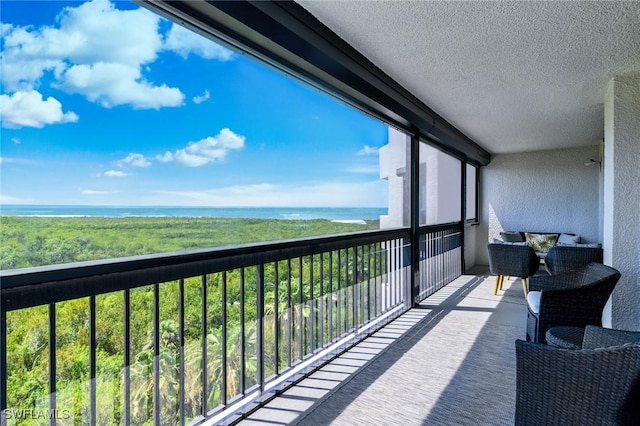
[357,145,379,156]
[156,152,174,162]
[153,180,387,207]
[164,23,235,61]
[82,189,121,195]
[1,23,12,36]
[0,90,79,129]
[11,138,21,144]
[103,170,128,177]
[56,62,184,109]
[170,128,245,167]
[117,153,151,168]
[0,24,67,92]
[193,90,210,104]
[0,194,32,204]
[0,157,37,165]
[228,183,275,194]
[1,0,240,112]
[1,0,184,109]
[56,0,162,64]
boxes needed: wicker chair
[525,262,620,343]
[544,245,603,275]
[487,243,540,296]
[515,328,640,425]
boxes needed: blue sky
[0,0,389,208]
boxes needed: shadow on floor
[239,268,530,426]
[291,268,528,426]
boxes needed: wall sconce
[585,158,601,169]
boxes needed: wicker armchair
[515,329,640,425]
[487,243,540,296]
[546,325,640,349]
[544,245,603,275]
[525,262,620,343]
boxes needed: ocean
[0,205,387,221]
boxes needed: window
[0,0,390,269]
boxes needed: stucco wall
[475,146,601,265]
[603,72,640,330]
[464,224,478,271]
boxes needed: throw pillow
[492,239,527,246]
[556,242,602,248]
[525,233,559,253]
[557,233,580,245]
[500,231,524,243]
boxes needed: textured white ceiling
[298,1,640,154]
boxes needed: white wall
[379,128,409,228]
[475,146,601,265]
[380,128,464,228]
[603,72,640,330]
[464,224,478,271]
[422,145,461,225]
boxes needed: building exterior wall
[476,146,601,265]
[421,144,462,225]
[379,128,410,228]
[380,128,465,229]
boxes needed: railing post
[352,246,358,332]
[461,161,467,274]
[221,272,228,405]
[256,264,265,391]
[1,308,6,413]
[240,269,246,393]
[274,261,280,373]
[285,261,292,368]
[178,279,185,426]
[153,284,160,425]
[201,276,208,416]
[124,289,131,426]
[298,257,304,359]
[48,303,56,426]
[327,253,333,342]
[410,129,421,307]
[90,296,97,425]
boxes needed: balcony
[2,1,639,424]
[1,224,465,425]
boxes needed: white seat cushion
[527,291,541,314]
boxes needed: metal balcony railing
[1,223,462,425]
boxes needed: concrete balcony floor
[238,267,528,426]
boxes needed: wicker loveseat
[544,244,603,275]
[498,231,599,257]
[515,326,640,425]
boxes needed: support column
[410,129,420,307]
[603,72,640,330]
